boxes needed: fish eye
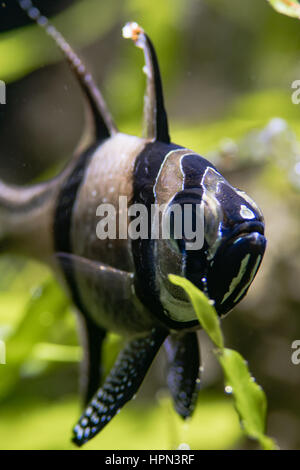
[203,196,222,247]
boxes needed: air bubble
[31,286,43,299]
[177,443,191,450]
[225,385,233,394]
[294,161,300,175]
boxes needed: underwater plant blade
[168,274,224,349]
[217,348,277,450]
[169,275,276,450]
[0,279,69,401]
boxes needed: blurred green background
[0,0,300,450]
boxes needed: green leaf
[168,274,224,349]
[217,348,276,450]
[268,0,300,18]
[31,343,81,363]
[0,279,69,400]
[168,274,277,450]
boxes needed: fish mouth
[206,222,266,316]
[221,221,265,248]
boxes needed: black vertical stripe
[132,141,198,330]
[54,146,97,253]
[181,154,217,189]
[180,153,212,297]
[54,144,97,314]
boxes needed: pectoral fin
[72,327,167,446]
[56,252,135,302]
[56,251,154,337]
[165,332,201,419]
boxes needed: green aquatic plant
[169,274,277,451]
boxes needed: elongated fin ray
[123,22,170,144]
[54,253,107,404]
[77,314,107,405]
[73,327,167,446]
[18,0,117,141]
[165,332,201,418]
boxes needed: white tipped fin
[122,21,170,143]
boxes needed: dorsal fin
[123,22,170,144]
[18,0,117,141]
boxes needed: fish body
[0,6,266,446]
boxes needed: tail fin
[0,179,56,259]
